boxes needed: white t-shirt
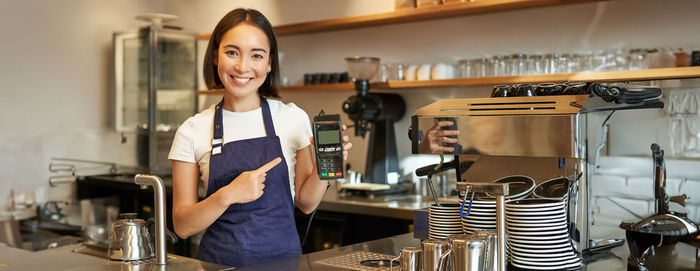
[168,99,312,199]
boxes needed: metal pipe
[148,26,158,173]
[134,174,167,265]
[48,175,77,187]
[496,194,506,271]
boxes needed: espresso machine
[409,83,671,267]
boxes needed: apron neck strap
[259,96,276,137]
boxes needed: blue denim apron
[195,97,302,267]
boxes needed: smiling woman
[202,9,280,100]
[215,23,272,107]
[167,8,352,268]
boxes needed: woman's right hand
[220,157,282,205]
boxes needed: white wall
[0,0,166,207]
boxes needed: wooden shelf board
[386,67,700,89]
[281,82,356,92]
[195,0,603,39]
[196,83,357,95]
[196,67,700,95]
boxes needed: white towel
[665,88,700,157]
[663,88,700,115]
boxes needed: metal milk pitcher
[423,239,452,271]
[390,246,422,271]
[474,231,499,271]
[448,234,489,271]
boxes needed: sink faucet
[134,174,167,265]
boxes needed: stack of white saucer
[428,203,463,239]
[505,199,581,270]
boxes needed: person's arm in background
[419,121,459,154]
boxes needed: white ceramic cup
[405,64,418,81]
[431,63,456,80]
[417,64,432,80]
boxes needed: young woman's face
[215,23,271,99]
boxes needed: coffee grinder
[342,57,405,184]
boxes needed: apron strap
[211,100,225,155]
[212,97,276,156]
[260,97,277,137]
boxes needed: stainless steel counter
[235,232,700,271]
[0,243,230,271]
[2,233,697,270]
[317,186,456,220]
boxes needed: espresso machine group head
[342,57,405,184]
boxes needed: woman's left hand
[340,125,352,160]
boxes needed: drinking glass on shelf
[385,63,407,81]
[556,53,571,73]
[473,58,490,77]
[543,54,555,74]
[628,49,648,70]
[510,54,526,75]
[472,58,484,77]
[504,55,514,76]
[492,55,507,76]
[457,59,472,78]
[578,52,593,72]
[601,49,626,71]
[484,57,495,77]
[372,64,389,82]
[591,50,607,72]
[614,48,629,71]
[527,54,544,74]
[569,54,583,73]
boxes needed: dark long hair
[203,8,280,98]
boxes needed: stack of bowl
[533,177,570,201]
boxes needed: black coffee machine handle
[651,143,669,214]
[590,83,662,104]
[415,160,457,177]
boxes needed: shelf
[195,0,603,39]
[196,67,700,95]
[196,82,358,95]
[386,66,700,88]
